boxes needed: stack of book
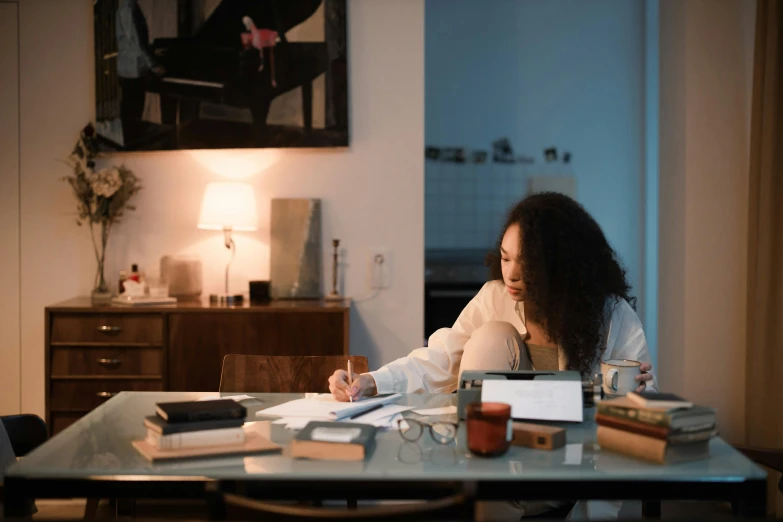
[596,392,717,464]
[132,399,280,461]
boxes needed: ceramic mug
[601,359,641,397]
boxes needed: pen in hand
[347,360,353,403]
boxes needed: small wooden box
[511,422,566,450]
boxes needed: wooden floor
[33,499,210,520]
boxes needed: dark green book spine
[596,403,672,428]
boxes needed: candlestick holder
[325,238,342,301]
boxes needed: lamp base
[324,291,342,302]
[209,293,244,306]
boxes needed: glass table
[4,392,767,517]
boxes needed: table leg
[84,498,100,519]
[733,479,767,517]
[642,500,661,519]
[115,498,136,518]
[3,495,32,519]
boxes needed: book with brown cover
[595,413,716,444]
[596,397,715,429]
[596,413,670,438]
[290,421,377,461]
[597,425,710,464]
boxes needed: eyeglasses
[397,418,458,445]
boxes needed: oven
[424,249,491,340]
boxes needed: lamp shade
[197,182,258,231]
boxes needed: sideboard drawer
[50,314,163,345]
[50,380,163,411]
[50,412,84,435]
[51,346,163,377]
[45,297,351,437]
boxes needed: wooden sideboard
[45,297,350,435]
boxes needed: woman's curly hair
[487,192,635,377]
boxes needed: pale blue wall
[425,0,646,307]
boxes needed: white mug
[601,359,641,397]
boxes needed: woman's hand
[328,370,378,402]
[635,362,654,392]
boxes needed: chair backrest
[219,355,369,393]
[1,414,47,457]
[207,482,472,521]
[733,445,783,495]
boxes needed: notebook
[144,415,245,435]
[155,399,246,423]
[626,391,693,410]
[290,421,377,461]
[597,425,711,464]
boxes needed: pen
[347,360,353,403]
[349,403,384,420]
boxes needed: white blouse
[370,280,656,394]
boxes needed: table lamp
[197,182,257,305]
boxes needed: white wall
[424,0,646,307]
[16,0,424,418]
[0,1,21,416]
[658,0,756,443]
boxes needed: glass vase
[91,262,112,305]
[91,222,112,305]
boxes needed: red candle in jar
[466,402,512,457]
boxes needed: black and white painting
[94,0,348,151]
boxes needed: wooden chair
[734,445,783,510]
[1,414,48,458]
[734,445,783,487]
[0,414,48,518]
[219,355,369,394]
[219,354,369,511]
[206,481,474,521]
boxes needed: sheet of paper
[272,407,412,431]
[273,418,312,430]
[564,443,583,465]
[411,405,457,416]
[345,405,413,423]
[378,413,405,430]
[480,380,583,422]
[197,394,256,402]
[256,393,402,420]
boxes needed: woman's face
[500,223,525,301]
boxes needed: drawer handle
[96,325,122,334]
[96,358,122,368]
[96,391,117,399]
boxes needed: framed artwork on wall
[93,0,348,151]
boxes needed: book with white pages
[256,393,403,421]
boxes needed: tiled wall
[425,161,571,249]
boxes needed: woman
[329,193,655,520]
[329,192,654,401]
